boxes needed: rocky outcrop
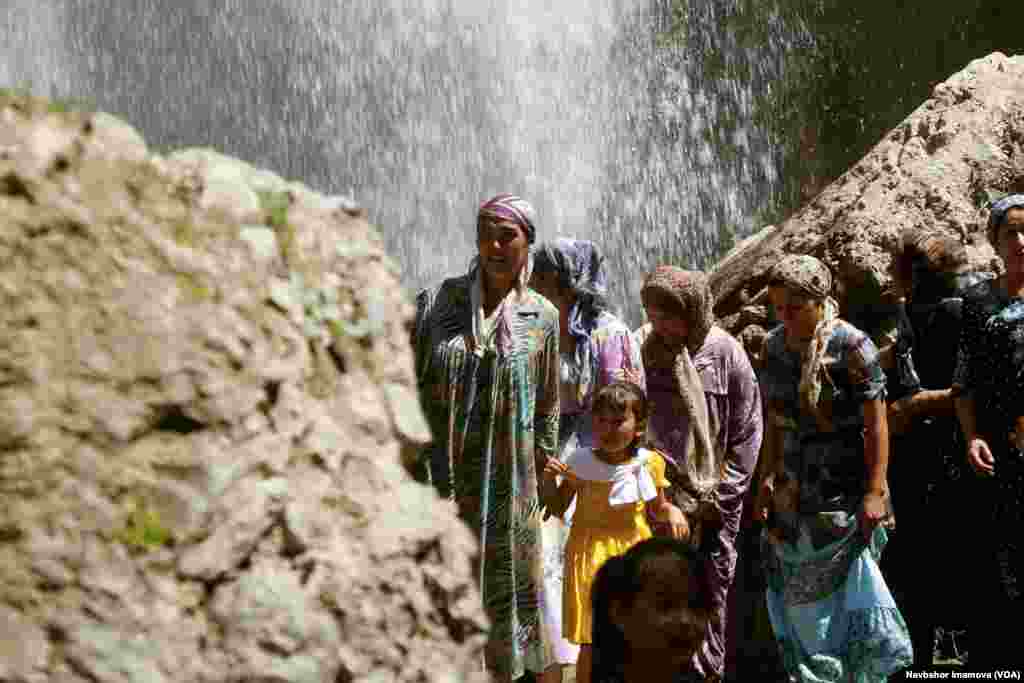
[711,52,1024,343]
[0,93,487,683]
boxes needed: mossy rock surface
[0,96,482,683]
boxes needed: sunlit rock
[0,91,486,683]
[712,52,1024,350]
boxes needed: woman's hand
[859,490,888,540]
[653,501,690,542]
[968,436,995,476]
[753,477,774,524]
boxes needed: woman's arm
[888,388,956,435]
[862,398,889,494]
[535,321,562,511]
[716,345,764,518]
[860,398,890,538]
[753,409,783,523]
[647,488,690,541]
[955,393,995,476]
[950,297,996,476]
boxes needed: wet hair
[591,381,649,425]
[895,228,973,301]
[639,285,686,318]
[987,194,1024,247]
[532,239,609,319]
[591,538,711,683]
[531,246,573,293]
[896,228,969,279]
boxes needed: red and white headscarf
[468,193,538,356]
[477,193,537,244]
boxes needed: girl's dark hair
[590,538,710,683]
[591,381,648,424]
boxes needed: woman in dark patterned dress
[412,193,561,681]
[952,194,1024,668]
[754,255,912,682]
[885,229,990,666]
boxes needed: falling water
[0,0,810,324]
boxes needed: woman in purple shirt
[633,266,763,682]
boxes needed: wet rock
[0,605,49,682]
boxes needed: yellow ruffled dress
[562,448,669,644]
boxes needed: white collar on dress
[568,447,658,506]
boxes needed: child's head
[591,381,647,454]
[591,538,711,678]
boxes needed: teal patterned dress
[760,320,913,682]
[413,270,561,681]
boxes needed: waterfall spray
[1,0,809,324]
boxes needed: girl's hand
[859,490,888,541]
[968,437,995,476]
[543,458,578,486]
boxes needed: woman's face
[612,561,709,666]
[529,269,570,312]
[477,218,529,285]
[768,286,823,341]
[643,291,689,346]
[997,207,1024,278]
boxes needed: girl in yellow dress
[544,381,686,683]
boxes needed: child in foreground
[543,381,686,683]
[590,537,712,683]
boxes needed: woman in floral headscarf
[952,194,1024,668]
[530,238,649,683]
[633,266,763,682]
[413,194,560,681]
[755,254,912,681]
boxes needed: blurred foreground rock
[711,52,1024,350]
[0,91,487,683]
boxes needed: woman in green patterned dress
[412,193,561,681]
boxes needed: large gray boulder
[711,52,1024,341]
[0,92,487,683]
